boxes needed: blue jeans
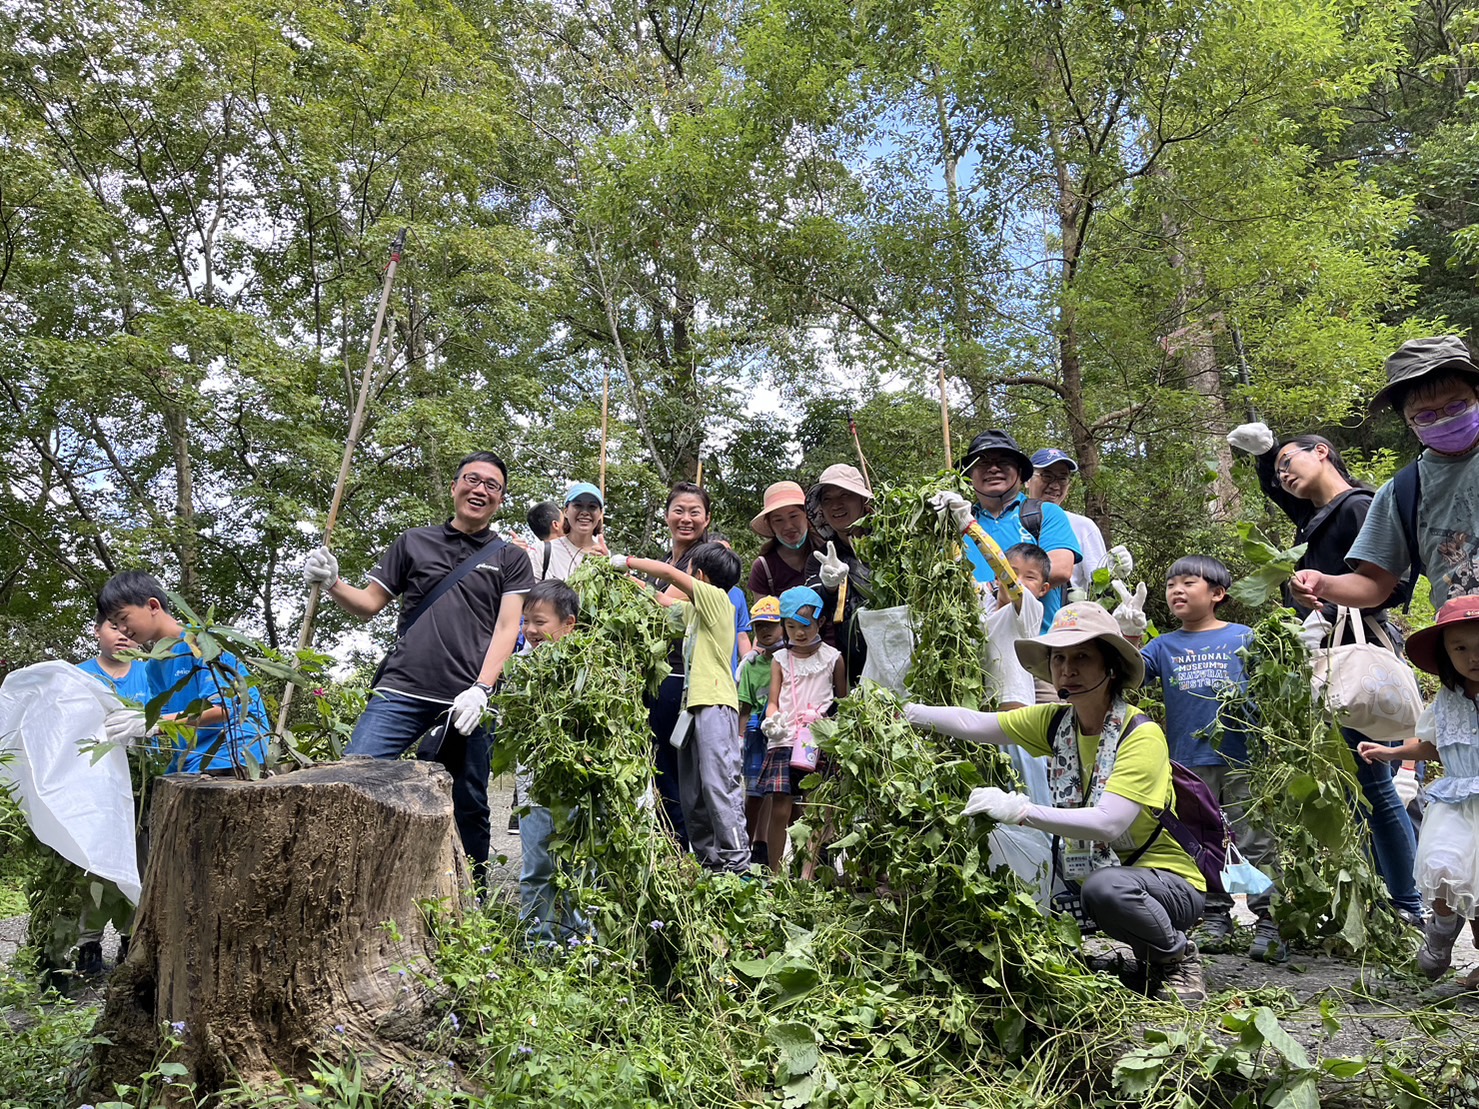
[1344,727,1421,913]
[347,690,493,887]
[518,804,591,948]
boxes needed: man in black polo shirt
[303,451,533,885]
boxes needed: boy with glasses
[303,450,533,889]
[1293,336,1479,613]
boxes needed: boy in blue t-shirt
[98,571,270,775]
[77,614,151,704]
[1139,555,1283,962]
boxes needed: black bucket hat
[961,429,1033,479]
[1370,335,1479,412]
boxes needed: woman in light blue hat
[528,482,607,582]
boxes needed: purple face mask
[1414,402,1479,454]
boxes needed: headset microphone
[1057,673,1111,701]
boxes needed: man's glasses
[458,473,505,495]
[1407,399,1476,427]
[1275,445,1316,477]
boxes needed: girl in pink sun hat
[1358,595,1479,985]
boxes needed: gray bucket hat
[1370,335,1478,412]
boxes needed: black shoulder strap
[1392,460,1423,612]
[1020,497,1044,540]
[400,536,507,636]
[1296,487,1367,546]
[540,541,553,581]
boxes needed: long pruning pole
[848,415,873,494]
[936,349,953,469]
[275,228,407,738]
[599,365,610,499]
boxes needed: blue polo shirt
[76,657,152,704]
[145,640,271,773]
[965,493,1081,633]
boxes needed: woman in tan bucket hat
[804,464,873,682]
[904,601,1209,1008]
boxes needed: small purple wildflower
[517,1045,533,1057]
[486,970,501,982]
[649,920,665,931]
[170,1021,187,1035]
[335,1025,346,1035]
[449,1013,460,1031]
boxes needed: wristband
[474,681,494,696]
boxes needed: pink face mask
[1415,403,1479,454]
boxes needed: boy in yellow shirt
[615,544,749,873]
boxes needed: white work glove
[761,713,789,741]
[449,685,489,734]
[303,545,339,588]
[734,647,761,680]
[1110,579,1148,638]
[818,541,849,589]
[962,786,1032,824]
[928,490,975,533]
[1066,587,1089,603]
[1226,422,1275,455]
[1299,609,1331,652]
[1107,544,1134,578]
[103,708,149,745]
[609,554,629,572]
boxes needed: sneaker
[1418,912,1464,979]
[1148,940,1206,1007]
[74,941,105,979]
[1194,911,1237,951]
[1248,915,1287,963]
[1397,907,1426,929]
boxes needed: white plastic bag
[1310,607,1423,741]
[0,661,142,903]
[987,824,1053,913]
[857,605,915,695]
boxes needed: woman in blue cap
[529,482,608,582]
[759,586,848,875]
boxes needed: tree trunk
[90,760,470,1095]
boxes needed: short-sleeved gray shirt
[1345,447,1479,607]
[367,522,535,702]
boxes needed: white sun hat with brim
[1013,601,1146,691]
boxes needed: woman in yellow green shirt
[904,601,1208,1007]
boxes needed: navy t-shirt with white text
[1140,624,1253,767]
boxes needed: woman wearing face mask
[748,482,825,597]
[1227,422,1425,926]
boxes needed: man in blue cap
[931,429,1081,634]
[1025,448,1133,599]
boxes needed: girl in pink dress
[760,587,848,876]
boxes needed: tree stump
[91,759,471,1094]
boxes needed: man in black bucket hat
[932,428,1081,634]
[1293,335,1479,612]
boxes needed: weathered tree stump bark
[91,759,470,1093]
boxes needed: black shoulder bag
[371,536,508,685]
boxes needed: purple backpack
[1125,760,1235,896]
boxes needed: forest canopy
[2,0,1476,667]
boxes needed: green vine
[1227,610,1416,965]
